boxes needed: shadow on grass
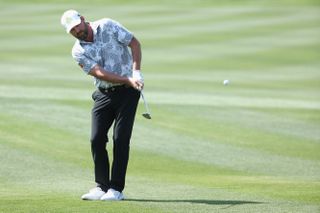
[125,199,264,206]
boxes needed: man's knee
[90,133,108,149]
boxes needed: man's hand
[127,77,143,91]
[131,70,144,91]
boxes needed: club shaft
[141,92,151,114]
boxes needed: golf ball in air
[223,80,230,86]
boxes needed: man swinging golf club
[61,9,144,201]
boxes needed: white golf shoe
[81,187,106,200]
[100,188,124,201]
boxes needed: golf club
[141,91,151,119]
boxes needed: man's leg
[110,88,140,192]
[90,90,115,192]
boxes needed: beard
[76,23,89,40]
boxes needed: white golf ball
[223,80,230,86]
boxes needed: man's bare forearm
[88,64,143,90]
[129,36,141,71]
[88,65,130,85]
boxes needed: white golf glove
[132,70,144,83]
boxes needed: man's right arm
[88,64,143,90]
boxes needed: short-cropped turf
[0,0,319,212]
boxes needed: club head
[142,113,151,119]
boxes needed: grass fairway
[0,0,320,212]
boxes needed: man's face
[70,18,88,40]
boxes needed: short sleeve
[72,45,97,74]
[109,19,133,46]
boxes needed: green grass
[0,0,319,212]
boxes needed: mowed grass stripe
[2,96,319,159]
[140,8,319,40]
[142,17,320,48]
[0,143,92,194]
[145,65,320,91]
[1,124,318,206]
[0,99,91,136]
[1,35,71,51]
[144,27,320,62]
[133,123,320,178]
[1,5,318,65]
[0,113,91,167]
[1,85,319,109]
[153,103,320,144]
[144,91,320,109]
[0,108,276,208]
[1,97,315,176]
[1,68,318,165]
[126,6,282,31]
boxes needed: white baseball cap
[61,10,81,33]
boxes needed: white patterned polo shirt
[72,18,133,89]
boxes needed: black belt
[98,85,128,93]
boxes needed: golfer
[61,10,143,201]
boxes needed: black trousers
[90,86,140,192]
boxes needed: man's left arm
[129,36,141,72]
